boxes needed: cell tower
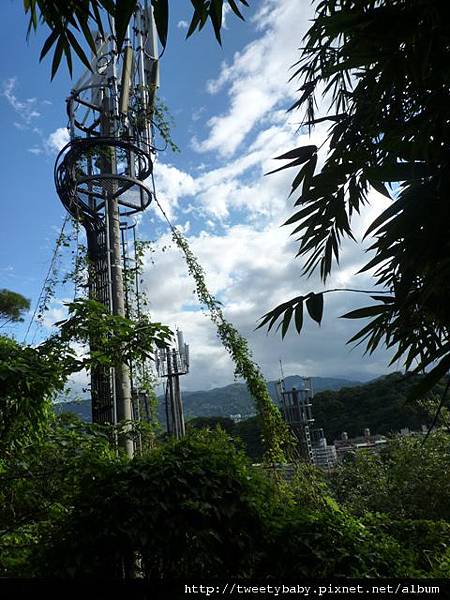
[156,329,189,439]
[277,376,314,462]
[54,2,159,457]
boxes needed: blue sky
[0,0,397,391]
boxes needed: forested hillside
[313,372,441,441]
[55,375,362,422]
[188,372,446,461]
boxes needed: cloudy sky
[0,0,397,391]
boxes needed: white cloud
[139,215,394,391]
[1,78,41,125]
[140,0,395,391]
[2,78,69,156]
[33,0,395,398]
[195,0,313,157]
[28,147,43,155]
[46,127,70,153]
[177,20,189,30]
[222,3,232,29]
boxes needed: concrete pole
[107,193,134,458]
[101,90,134,458]
[173,372,185,438]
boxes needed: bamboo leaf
[281,307,293,339]
[51,36,66,81]
[340,305,388,319]
[294,302,304,334]
[152,0,169,49]
[305,293,324,325]
[273,145,317,162]
[114,0,137,53]
[66,29,92,72]
[408,355,450,403]
[210,0,223,45]
[40,29,59,62]
[265,156,314,177]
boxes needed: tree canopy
[0,289,30,327]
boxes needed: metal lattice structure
[156,330,189,439]
[278,377,314,462]
[54,2,159,455]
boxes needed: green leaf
[365,162,428,182]
[280,307,293,339]
[51,36,66,81]
[408,355,450,403]
[76,13,98,56]
[66,29,92,72]
[363,197,405,239]
[39,29,59,62]
[273,145,317,162]
[63,41,73,77]
[283,202,319,226]
[346,315,386,346]
[370,295,394,304]
[114,0,137,53]
[265,156,314,177]
[340,305,388,320]
[228,0,245,20]
[186,10,203,39]
[305,293,323,325]
[210,0,223,45]
[152,0,169,49]
[367,178,392,200]
[294,303,304,334]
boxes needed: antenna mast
[55,2,160,457]
[156,329,189,439]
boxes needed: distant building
[229,412,256,423]
[311,428,337,470]
[334,428,388,461]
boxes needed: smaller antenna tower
[156,329,189,439]
[279,376,314,462]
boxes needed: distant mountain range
[54,375,362,422]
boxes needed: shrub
[40,429,276,578]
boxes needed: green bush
[39,429,276,578]
[0,414,116,577]
[329,432,450,521]
[363,514,450,575]
[4,427,447,579]
[256,504,415,578]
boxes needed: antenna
[54,3,160,457]
[156,329,189,439]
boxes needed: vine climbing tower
[54,2,159,457]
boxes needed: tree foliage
[312,372,444,442]
[0,289,30,327]
[260,0,450,399]
[23,0,250,79]
[330,431,450,522]
[2,418,450,578]
[0,298,171,457]
[0,414,116,576]
[38,429,273,578]
[0,336,66,455]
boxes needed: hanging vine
[171,231,295,462]
[24,216,72,343]
[148,184,295,462]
